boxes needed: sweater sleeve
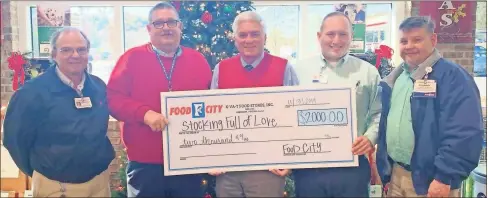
[199,52,213,90]
[107,52,151,124]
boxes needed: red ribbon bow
[7,52,26,91]
[374,45,393,69]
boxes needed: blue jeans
[126,161,204,197]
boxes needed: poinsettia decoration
[6,51,48,91]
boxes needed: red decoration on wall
[201,11,213,24]
[374,45,393,69]
[7,52,26,91]
[419,1,474,43]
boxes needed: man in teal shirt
[293,11,382,197]
[376,16,483,198]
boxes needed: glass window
[474,1,487,77]
[255,5,300,64]
[305,3,392,57]
[71,7,116,83]
[123,6,152,51]
[30,6,116,83]
[365,4,392,51]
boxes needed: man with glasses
[107,2,212,197]
[3,27,114,197]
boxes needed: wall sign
[419,1,475,43]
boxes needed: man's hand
[352,136,374,155]
[427,179,450,197]
[209,171,225,176]
[269,169,290,177]
[143,110,168,132]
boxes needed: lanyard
[154,46,180,91]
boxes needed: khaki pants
[387,164,460,197]
[216,170,285,197]
[32,169,110,197]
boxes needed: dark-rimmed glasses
[152,19,180,29]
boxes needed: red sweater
[107,43,212,164]
[218,53,287,89]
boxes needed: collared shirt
[386,64,415,165]
[55,66,86,95]
[210,52,299,89]
[295,54,382,145]
[386,49,442,165]
[151,43,183,57]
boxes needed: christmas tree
[173,1,255,69]
[112,2,259,197]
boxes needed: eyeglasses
[57,47,89,56]
[152,19,180,29]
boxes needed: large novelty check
[161,85,358,176]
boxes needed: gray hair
[399,16,435,33]
[49,27,90,60]
[148,2,179,23]
[319,11,352,32]
[232,11,267,35]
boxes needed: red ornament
[171,1,181,11]
[204,193,212,198]
[374,45,393,69]
[7,52,26,91]
[201,11,213,24]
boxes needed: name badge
[312,75,320,83]
[413,80,436,98]
[74,97,93,109]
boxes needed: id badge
[312,75,320,83]
[319,74,328,84]
[413,79,436,98]
[74,97,93,109]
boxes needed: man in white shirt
[293,11,382,197]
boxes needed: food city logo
[169,102,223,118]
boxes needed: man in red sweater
[209,11,299,197]
[107,2,212,197]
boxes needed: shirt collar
[405,48,442,80]
[240,51,265,68]
[320,53,350,69]
[151,43,183,57]
[55,66,86,91]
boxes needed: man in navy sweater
[3,27,114,197]
[376,16,483,197]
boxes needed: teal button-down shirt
[386,64,415,165]
[385,49,442,165]
[295,54,382,145]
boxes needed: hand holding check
[144,110,169,132]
